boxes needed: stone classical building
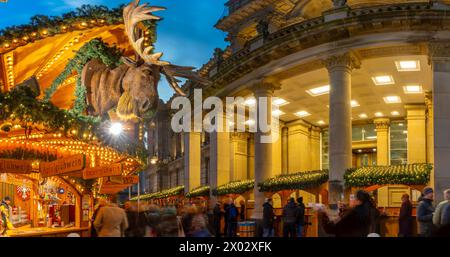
[144,0,450,220]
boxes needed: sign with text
[98,183,132,194]
[82,163,123,180]
[108,175,139,185]
[40,154,86,178]
[0,159,33,173]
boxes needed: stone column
[405,104,427,164]
[374,118,390,165]
[210,115,231,203]
[184,132,201,194]
[251,79,280,220]
[425,92,435,188]
[282,126,289,174]
[429,42,450,203]
[310,127,322,170]
[323,52,360,208]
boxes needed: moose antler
[123,0,210,96]
[124,0,169,66]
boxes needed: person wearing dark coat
[282,198,298,237]
[226,201,238,237]
[398,194,413,237]
[417,187,435,237]
[319,190,372,237]
[262,198,275,237]
[296,197,306,237]
[223,203,230,237]
[213,202,223,237]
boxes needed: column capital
[250,77,281,96]
[405,104,427,120]
[373,118,390,130]
[322,52,361,72]
[332,0,348,8]
[429,41,450,61]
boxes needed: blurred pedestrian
[319,190,373,237]
[296,197,306,237]
[398,194,413,237]
[226,199,238,237]
[90,198,108,237]
[213,201,223,237]
[417,187,435,237]
[262,198,275,237]
[94,200,128,237]
[433,189,450,228]
[282,198,297,237]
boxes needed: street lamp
[109,122,123,136]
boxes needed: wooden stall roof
[258,170,329,193]
[1,24,134,109]
[130,185,185,201]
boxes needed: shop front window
[390,120,408,165]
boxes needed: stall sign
[82,163,123,180]
[0,159,33,173]
[40,154,86,178]
[107,175,139,185]
[98,184,132,194]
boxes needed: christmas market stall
[130,185,185,208]
[344,163,433,236]
[258,170,329,237]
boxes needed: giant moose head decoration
[81,0,209,121]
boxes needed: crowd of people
[89,187,450,237]
[2,187,449,237]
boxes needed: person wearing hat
[417,187,435,237]
[1,196,14,235]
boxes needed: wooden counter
[7,225,89,237]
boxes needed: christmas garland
[344,163,432,187]
[212,179,255,196]
[0,4,157,51]
[130,185,185,201]
[185,185,210,198]
[43,38,124,114]
[0,148,57,162]
[0,85,101,137]
[258,170,329,192]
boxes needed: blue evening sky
[0,0,228,101]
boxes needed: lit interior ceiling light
[366,136,377,140]
[295,111,311,118]
[317,120,325,125]
[403,85,423,94]
[244,97,256,106]
[372,75,395,86]
[403,130,408,134]
[245,120,255,126]
[306,85,330,96]
[395,60,420,72]
[375,112,384,117]
[273,98,289,106]
[351,100,360,108]
[272,110,285,116]
[359,113,368,119]
[384,96,402,104]
[391,111,400,116]
[373,148,377,152]
[357,149,363,153]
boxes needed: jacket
[433,200,450,227]
[282,202,298,224]
[0,201,13,231]
[94,205,129,237]
[262,202,275,228]
[398,200,413,236]
[321,203,371,237]
[417,198,435,237]
[297,203,306,226]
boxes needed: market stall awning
[130,185,185,201]
[212,179,254,196]
[185,185,210,198]
[258,170,329,193]
[344,163,432,187]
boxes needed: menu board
[82,163,123,180]
[40,154,86,178]
[0,159,33,173]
